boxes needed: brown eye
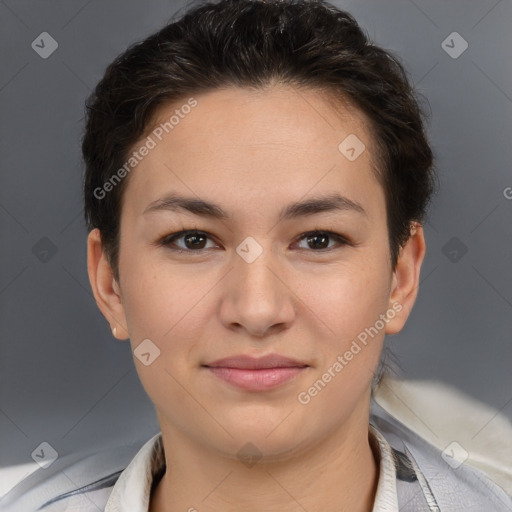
[183,232,208,249]
[306,233,329,249]
[159,230,217,252]
[157,229,350,254]
[295,231,350,251]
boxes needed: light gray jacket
[2,378,511,511]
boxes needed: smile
[204,366,307,391]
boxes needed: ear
[87,228,129,340]
[385,222,426,335]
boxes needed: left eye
[158,230,350,252]
[294,231,349,251]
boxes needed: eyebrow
[143,192,367,221]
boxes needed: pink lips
[203,354,308,391]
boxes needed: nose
[218,242,296,339]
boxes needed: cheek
[294,266,390,413]
[296,260,392,344]
[119,262,203,401]
[120,255,217,354]
[119,251,179,341]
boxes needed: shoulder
[371,376,512,510]
[0,437,148,512]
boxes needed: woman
[3,0,511,510]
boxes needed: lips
[203,353,309,370]
[202,354,309,391]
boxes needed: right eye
[157,230,220,253]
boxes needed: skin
[87,85,426,512]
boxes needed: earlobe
[87,228,129,340]
[385,223,426,336]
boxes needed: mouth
[202,353,309,391]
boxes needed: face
[89,85,423,461]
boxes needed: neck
[150,411,379,512]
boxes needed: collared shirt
[103,424,426,512]
[2,377,511,511]
[3,424,432,512]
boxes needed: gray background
[1,0,511,479]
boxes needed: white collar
[105,427,398,512]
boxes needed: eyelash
[156,229,352,254]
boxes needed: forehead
[122,85,383,220]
